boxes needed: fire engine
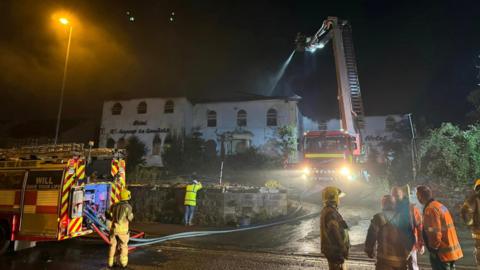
[296,17,366,182]
[0,143,126,255]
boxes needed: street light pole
[407,113,417,183]
[54,19,72,145]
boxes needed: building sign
[26,170,64,190]
[109,128,170,135]
[364,135,388,142]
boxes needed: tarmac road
[0,182,476,269]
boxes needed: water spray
[269,50,296,95]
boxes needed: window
[117,138,127,149]
[111,103,122,115]
[106,138,115,148]
[137,101,147,114]
[266,108,277,126]
[152,135,162,155]
[164,100,174,113]
[207,110,217,127]
[70,188,84,219]
[237,110,247,127]
[385,116,395,132]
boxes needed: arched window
[117,137,127,149]
[266,108,277,127]
[152,134,162,155]
[137,101,147,114]
[106,138,115,148]
[207,110,217,127]
[237,110,247,127]
[112,103,122,115]
[164,100,174,113]
[385,116,395,132]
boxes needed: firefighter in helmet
[461,179,480,267]
[106,188,134,268]
[320,186,350,270]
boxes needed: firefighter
[460,179,480,267]
[391,186,424,270]
[416,185,463,270]
[320,186,350,270]
[184,179,202,226]
[107,188,134,268]
[365,195,411,270]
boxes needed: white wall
[99,97,193,166]
[99,97,301,166]
[193,99,299,154]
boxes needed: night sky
[0,0,479,129]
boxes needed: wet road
[1,182,476,269]
[0,189,381,269]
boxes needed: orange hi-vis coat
[423,200,463,262]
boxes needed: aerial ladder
[295,17,366,182]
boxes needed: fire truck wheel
[0,223,10,255]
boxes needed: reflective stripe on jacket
[108,201,134,235]
[423,200,463,262]
[184,183,202,206]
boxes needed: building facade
[99,96,302,166]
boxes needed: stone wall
[129,185,288,226]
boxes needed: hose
[83,203,319,247]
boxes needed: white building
[99,96,302,166]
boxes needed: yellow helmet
[120,189,131,201]
[474,179,480,192]
[322,186,344,206]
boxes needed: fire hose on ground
[83,202,317,249]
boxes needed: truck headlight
[303,167,311,176]
[339,166,350,176]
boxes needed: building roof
[188,94,302,104]
[103,93,302,105]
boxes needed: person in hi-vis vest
[184,179,202,226]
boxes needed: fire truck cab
[0,144,126,255]
[302,130,360,181]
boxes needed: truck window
[0,171,25,189]
[70,189,84,219]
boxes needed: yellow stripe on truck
[37,190,59,206]
[0,190,15,205]
[305,153,345,158]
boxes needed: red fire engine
[0,143,126,255]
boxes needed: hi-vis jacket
[184,183,202,206]
[423,199,463,262]
[107,201,134,235]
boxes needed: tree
[275,125,297,165]
[125,136,147,171]
[418,123,474,187]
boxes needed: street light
[54,17,73,145]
